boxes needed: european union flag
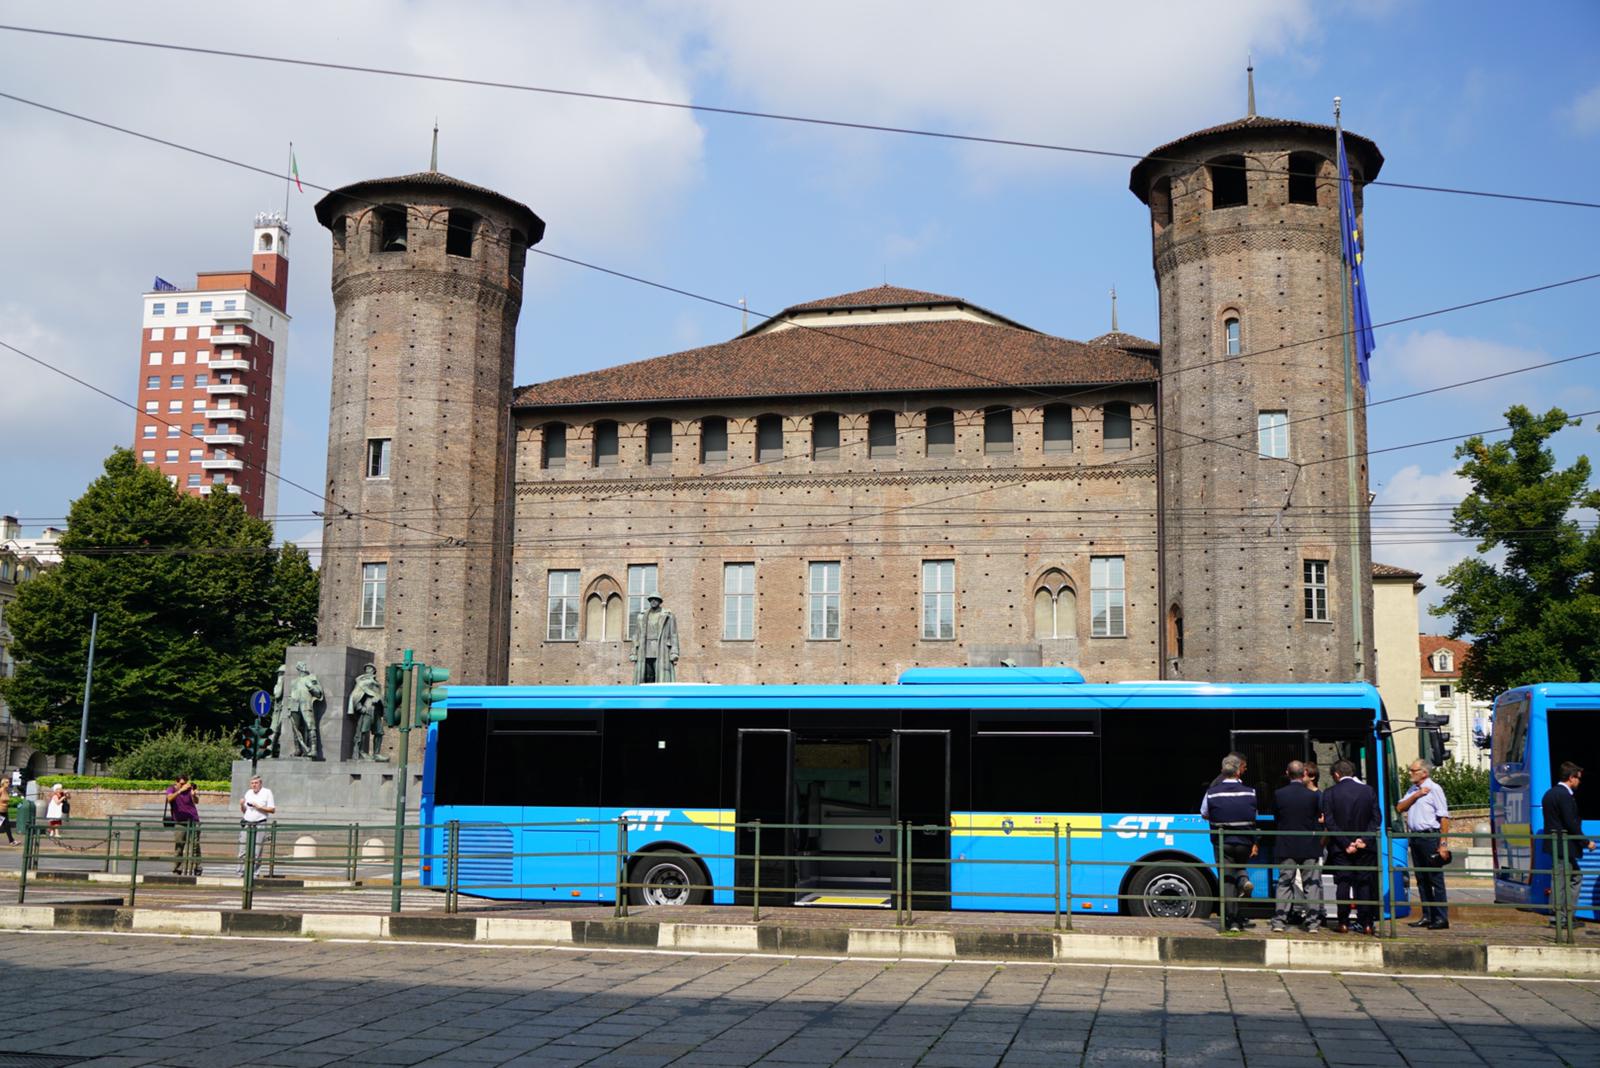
[1337,132,1375,386]
[152,276,178,293]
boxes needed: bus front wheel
[1128,863,1210,919]
[627,852,710,907]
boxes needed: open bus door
[1229,729,1309,903]
[894,729,951,911]
[735,729,792,906]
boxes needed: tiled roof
[1420,634,1471,679]
[1129,114,1384,200]
[515,315,1157,408]
[313,170,544,241]
[1371,562,1423,580]
[790,285,965,311]
[1087,330,1160,355]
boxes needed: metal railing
[10,814,1593,943]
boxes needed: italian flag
[290,150,303,193]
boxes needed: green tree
[0,449,318,759]
[1433,405,1600,695]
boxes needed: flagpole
[1334,97,1366,682]
[284,141,293,220]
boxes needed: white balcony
[206,407,246,421]
[203,433,244,446]
[212,308,253,324]
[208,358,250,371]
[206,382,248,396]
[212,332,252,348]
[201,458,244,472]
[197,483,244,496]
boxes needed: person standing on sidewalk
[0,781,14,845]
[1542,761,1594,929]
[236,775,275,876]
[1272,760,1325,933]
[1201,753,1258,932]
[165,775,203,875]
[1323,760,1380,934]
[44,784,68,839]
[1397,759,1451,929]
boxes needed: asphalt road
[1,930,1596,1067]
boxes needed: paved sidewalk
[2,930,1597,1067]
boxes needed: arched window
[1224,317,1241,357]
[1033,570,1077,639]
[700,416,728,462]
[756,414,784,462]
[374,206,408,252]
[445,208,480,258]
[1210,155,1248,209]
[868,410,897,458]
[1042,405,1073,452]
[1168,603,1185,659]
[812,412,840,459]
[541,422,567,469]
[584,577,624,641]
[259,232,274,252]
[924,407,955,456]
[1287,151,1323,206]
[645,418,672,465]
[1103,402,1131,451]
[983,406,1013,454]
[1434,650,1453,672]
[591,420,619,466]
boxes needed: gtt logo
[1113,815,1176,847]
[620,809,670,832]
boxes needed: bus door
[1491,694,1534,902]
[1230,729,1308,896]
[735,728,792,906]
[894,730,951,911]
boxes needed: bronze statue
[285,660,325,759]
[346,663,387,761]
[269,664,288,755]
[630,594,679,683]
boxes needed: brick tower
[313,171,545,687]
[1130,107,1382,682]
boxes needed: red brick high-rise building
[132,213,291,518]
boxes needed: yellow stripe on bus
[681,809,736,831]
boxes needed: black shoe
[1407,919,1432,928]
[1428,921,1450,930]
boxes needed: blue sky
[1,1,1596,626]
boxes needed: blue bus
[421,668,1400,916]
[1490,683,1600,918]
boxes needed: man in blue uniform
[1202,754,1258,932]
[1322,759,1381,934]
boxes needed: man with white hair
[1397,758,1452,929]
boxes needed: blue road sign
[249,689,272,719]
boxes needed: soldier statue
[285,660,325,759]
[268,664,288,755]
[346,663,387,761]
[630,594,679,684]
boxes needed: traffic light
[253,721,277,759]
[383,663,406,728]
[238,724,258,762]
[415,664,450,725]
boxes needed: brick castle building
[311,104,1382,689]
[132,214,291,517]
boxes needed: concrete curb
[0,904,1595,976]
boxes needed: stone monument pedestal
[282,644,374,762]
[230,757,422,820]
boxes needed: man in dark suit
[1541,761,1594,929]
[1322,759,1381,934]
[1272,760,1326,933]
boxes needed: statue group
[265,660,386,761]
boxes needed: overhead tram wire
[3,83,1597,478]
[3,23,1599,210]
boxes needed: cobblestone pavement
[2,932,1598,1067]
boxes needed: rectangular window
[198,325,211,338]
[175,302,189,315]
[699,417,727,463]
[366,438,391,479]
[1303,560,1329,622]
[868,411,897,458]
[925,408,956,456]
[543,424,567,468]
[547,569,580,641]
[212,473,226,484]
[626,564,659,640]
[1090,555,1126,637]
[645,420,672,465]
[921,559,955,640]
[145,375,160,390]
[172,351,186,364]
[188,449,202,461]
[142,425,156,439]
[1439,683,1453,700]
[143,401,158,413]
[151,303,165,317]
[164,450,178,462]
[808,561,841,640]
[1258,410,1289,458]
[223,299,236,311]
[811,413,839,459]
[167,426,179,438]
[756,415,784,462]
[141,450,155,462]
[197,350,209,363]
[149,327,165,341]
[187,473,201,488]
[199,300,212,313]
[1225,318,1241,356]
[194,373,208,387]
[723,563,755,641]
[170,375,184,389]
[190,423,204,435]
[148,352,162,365]
[167,474,178,486]
[359,562,388,628]
[192,398,206,411]
[167,399,182,412]
[173,327,189,341]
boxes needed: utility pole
[391,649,414,914]
[76,612,97,775]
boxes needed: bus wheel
[628,852,709,907]
[1128,863,1209,919]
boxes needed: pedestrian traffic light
[415,663,450,725]
[383,662,405,728]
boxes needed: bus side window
[1492,696,1530,773]
[1546,707,1600,820]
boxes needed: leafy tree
[1433,405,1600,695]
[0,449,318,759]
[111,727,236,782]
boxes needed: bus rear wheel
[1128,863,1210,919]
[628,852,709,907]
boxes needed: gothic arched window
[1033,569,1077,640]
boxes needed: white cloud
[1563,83,1600,136]
[1371,462,1484,627]
[1380,329,1546,388]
